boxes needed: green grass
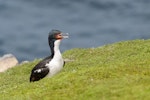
[0,39,150,100]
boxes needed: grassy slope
[0,40,150,100]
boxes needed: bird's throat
[53,40,62,60]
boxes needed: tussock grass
[0,40,150,100]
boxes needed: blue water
[0,0,150,62]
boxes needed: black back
[30,56,52,82]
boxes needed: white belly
[46,57,64,77]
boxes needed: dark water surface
[0,0,150,61]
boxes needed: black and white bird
[30,30,69,82]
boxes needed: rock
[0,54,19,72]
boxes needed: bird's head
[48,29,69,49]
[48,30,69,41]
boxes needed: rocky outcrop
[0,54,19,72]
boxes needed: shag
[30,30,69,82]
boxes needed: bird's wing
[30,57,52,82]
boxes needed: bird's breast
[46,55,64,77]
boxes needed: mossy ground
[0,40,150,100]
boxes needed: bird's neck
[50,40,62,59]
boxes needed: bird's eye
[58,34,62,36]
[57,34,62,37]
[55,33,63,39]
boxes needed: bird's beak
[61,33,69,39]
